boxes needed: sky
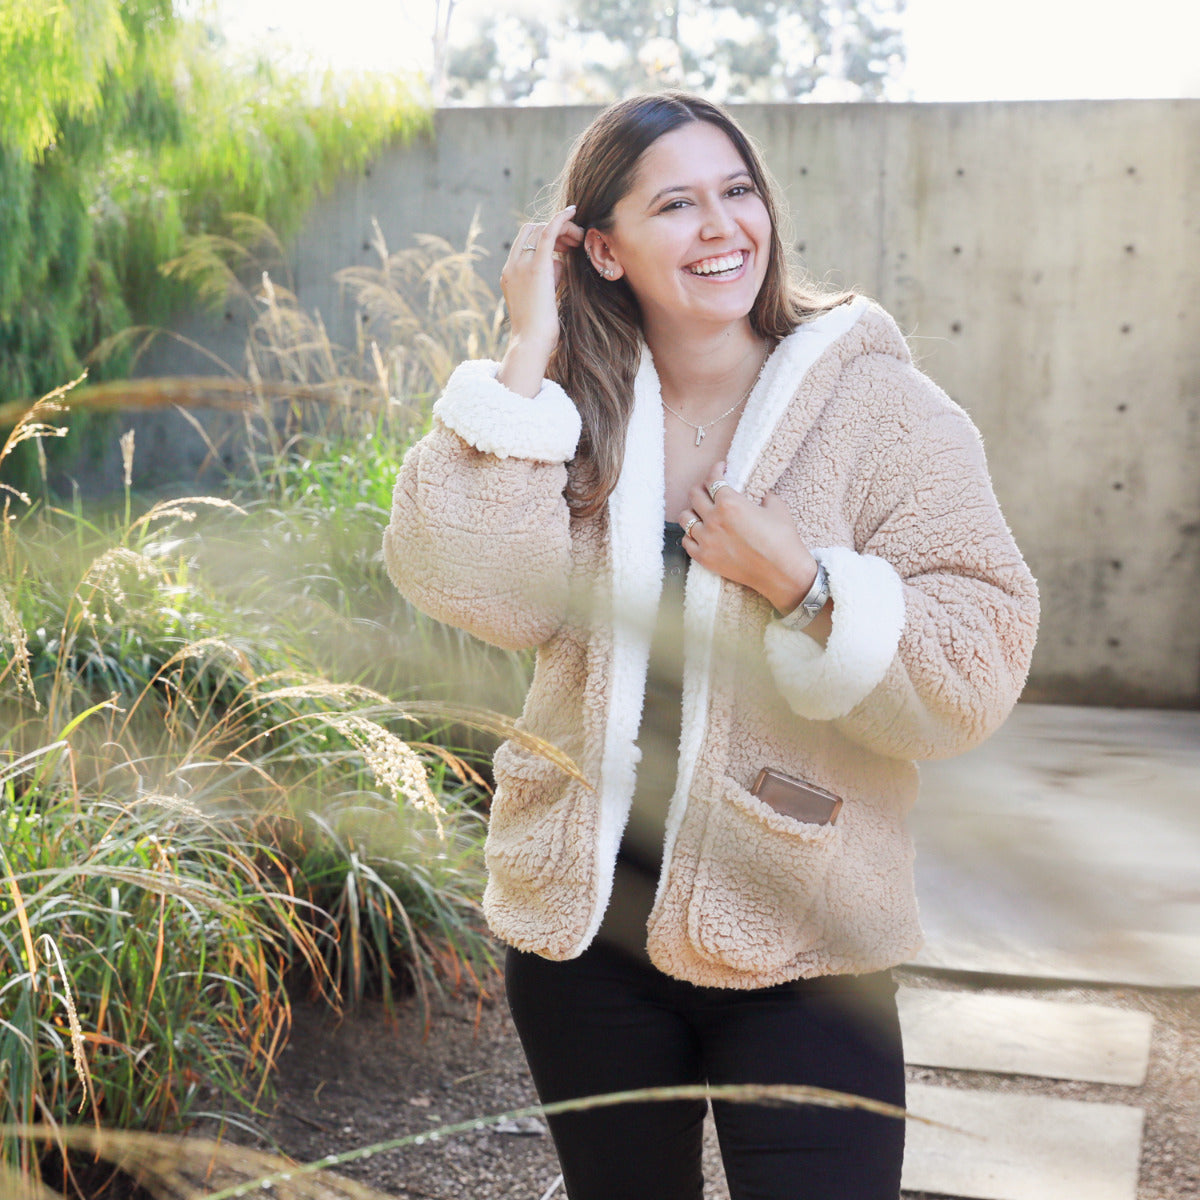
[211,0,1200,101]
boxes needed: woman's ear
[584,229,623,281]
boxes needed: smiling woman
[382,91,1039,1199]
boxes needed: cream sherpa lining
[653,300,873,918]
[583,345,666,947]
[763,546,906,721]
[432,358,582,462]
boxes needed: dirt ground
[249,962,1200,1200]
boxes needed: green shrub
[0,390,502,1193]
[0,777,311,1173]
[0,0,428,467]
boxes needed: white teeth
[688,252,744,276]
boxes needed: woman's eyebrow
[644,169,753,210]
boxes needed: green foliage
[0,0,129,161]
[0,0,428,411]
[288,780,491,1015]
[0,785,306,1172]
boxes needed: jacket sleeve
[382,359,582,651]
[763,362,1039,761]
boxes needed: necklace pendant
[695,426,705,447]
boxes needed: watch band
[777,562,830,631]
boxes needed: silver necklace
[660,349,768,446]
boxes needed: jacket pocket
[485,738,592,890]
[686,775,840,973]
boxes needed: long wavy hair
[548,91,853,520]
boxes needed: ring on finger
[683,515,700,538]
[707,479,729,502]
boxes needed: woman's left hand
[680,462,824,623]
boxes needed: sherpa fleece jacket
[383,296,1039,988]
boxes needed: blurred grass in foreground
[2,1080,922,1200]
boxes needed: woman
[384,92,1038,1200]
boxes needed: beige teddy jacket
[384,297,1039,988]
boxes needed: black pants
[505,941,905,1200]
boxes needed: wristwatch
[776,562,830,631]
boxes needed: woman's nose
[700,200,737,239]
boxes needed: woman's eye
[659,199,690,212]
[728,183,755,197]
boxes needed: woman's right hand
[497,205,583,398]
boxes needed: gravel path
[254,963,1199,1200]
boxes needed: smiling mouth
[685,251,746,277]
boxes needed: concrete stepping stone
[911,703,1200,986]
[898,988,1153,1084]
[911,924,1200,989]
[902,1083,1144,1200]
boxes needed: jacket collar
[731,296,871,499]
[610,294,871,623]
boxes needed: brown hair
[547,91,852,520]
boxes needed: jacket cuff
[432,359,582,462]
[763,546,905,720]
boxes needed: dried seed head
[37,934,95,1114]
[129,494,246,534]
[78,547,160,623]
[120,429,135,488]
[332,714,445,836]
[0,586,36,705]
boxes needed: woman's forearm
[497,335,556,399]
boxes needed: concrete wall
[131,101,1200,707]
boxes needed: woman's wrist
[760,541,820,616]
[769,557,833,646]
[497,335,556,398]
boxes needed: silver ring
[521,243,538,252]
[707,479,729,502]
[683,515,700,538]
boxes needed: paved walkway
[894,702,1199,1199]
[910,703,1200,987]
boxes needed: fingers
[556,220,585,246]
[679,465,737,549]
[683,464,732,520]
[515,207,578,259]
[507,221,546,268]
[679,490,709,537]
[545,205,583,253]
[503,208,584,302]
[703,462,732,507]
[502,223,538,284]
[547,202,578,233]
[500,206,580,352]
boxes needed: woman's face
[586,120,772,336]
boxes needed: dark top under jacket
[596,520,689,963]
